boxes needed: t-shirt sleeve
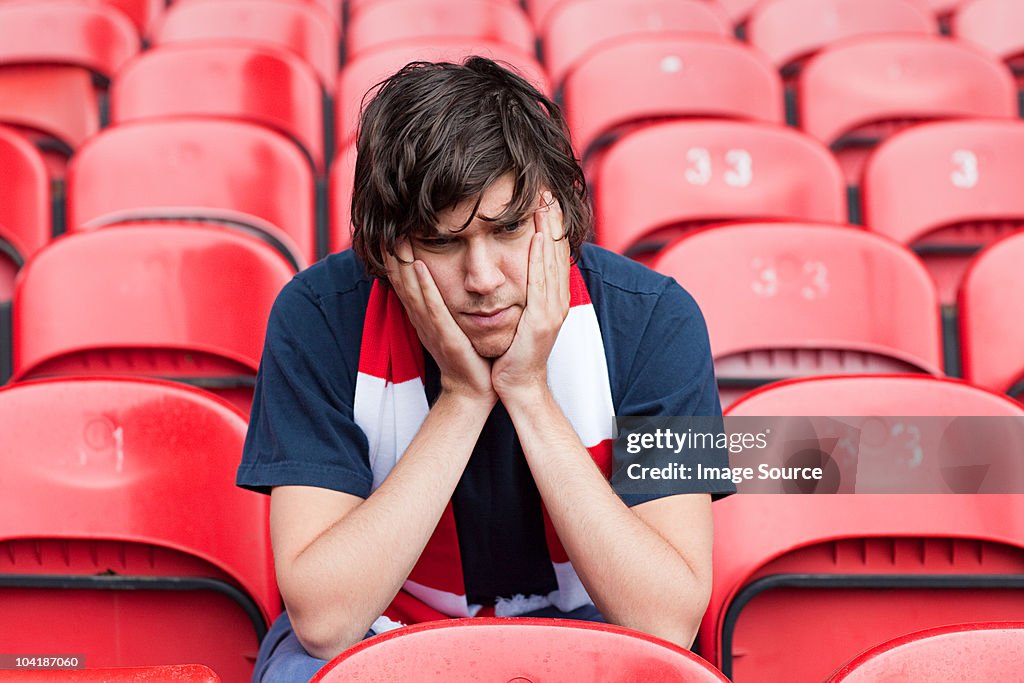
[236,276,373,497]
[613,278,736,505]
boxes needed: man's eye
[420,237,454,248]
[498,220,528,234]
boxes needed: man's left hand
[491,191,571,403]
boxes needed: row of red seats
[4,373,1023,682]
[2,0,1022,182]
[2,214,1022,419]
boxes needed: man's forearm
[502,388,710,647]
[278,392,493,658]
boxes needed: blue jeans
[253,604,606,683]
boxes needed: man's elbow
[290,608,366,662]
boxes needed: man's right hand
[385,239,497,405]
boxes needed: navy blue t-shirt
[238,243,734,604]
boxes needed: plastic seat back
[0,2,139,175]
[701,375,1024,682]
[563,35,784,167]
[11,225,295,414]
[827,622,1024,682]
[336,39,549,148]
[346,0,535,60]
[953,0,1024,86]
[67,118,316,268]
[798,35,1017,182]
[152,0,339,94]
[0,126,49,300]
[960,232,1024,397]
[0,377,276,683]
[862,119,1024,304]
[112,44,325,172]
[0,1,138,77]
[312,618,730,682]
[593,120,845,259]
[542,0,731,88]
[748,0,935,74]
[653,223,943,407]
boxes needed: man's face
[410,174,537,358]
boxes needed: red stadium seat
[111,44,326,173]
[960,232,1024,398]
[335,39,549,148]
[827,622,1024,682]
[862,119,1024,304]
[311,618,730,682]
[0,665,221,683]
[541,0,731,89]
[0,1,138,76]
[151,0,339,94]
[66,118,316,269]
[346,0,535,61]
[11,226,294,414]
[561,35,784,167]
[0,377,277,683]
[748,0,935,75]
[701,375,1024,683]
[653,223,943,406]
[953,0,1024,86]
[592,120,845,259]
[798,35,1017,183]
[0,2,139,176]
[0,126,49,301]
[329,142,357,254]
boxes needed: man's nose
[463,241,506,295]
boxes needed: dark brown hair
[351,56,592,278]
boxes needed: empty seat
[336,39,549,148]
[592,120,845,259]
[67,118,316,269]
[0,664,221,682]
[953,0,1024,86]
[346,0,535,60]
[701,375,1024,682]
[960,232,1024,398]
[111,44,326,173]
[862,119,1024,304]
[329,142,357,254]
[0,2,139,175]
[0,126,49,301]
[151,0,339,95]
[312,618,730,682]
[748,0,935,75]
[0,377,277,683]
[561,35,784,167]
[827,622,1024,682]
[798,35,1017,182]
[653,223,943,406]
[0,1,138,76]
[541,0,731,88]
[11,225,295,414]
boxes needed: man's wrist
[435,387,497,415]
[496,381,553,414]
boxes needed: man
[238,57,733,682]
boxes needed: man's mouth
[462,306,512,328]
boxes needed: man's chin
[470,334,515,359]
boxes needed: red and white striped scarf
[353,264,615,632]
